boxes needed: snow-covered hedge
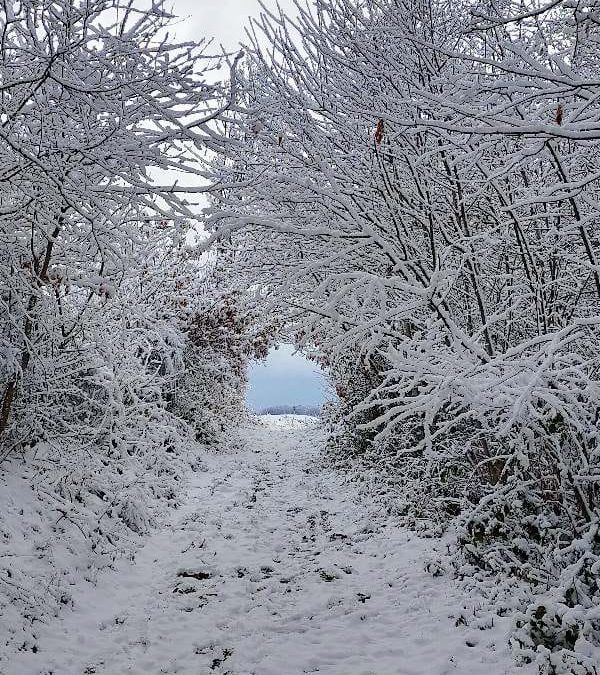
[172,289,274,443]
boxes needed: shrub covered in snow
[172,288,275,443]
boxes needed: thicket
[173,288,274,441]
[0,0,260,656]
[207,0,600,671]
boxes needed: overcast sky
[167,1,326,410]
[247,345,329,411]
[170,0,297,49]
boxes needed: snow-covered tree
[207,0,600,669]
[0,0,230,443]
[172,285,275,443]
[0,0,249,654]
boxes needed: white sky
[169,0,297,49]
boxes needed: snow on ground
[258,414,320,428]
[3,416,532,675]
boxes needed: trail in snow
[4,417,530,675]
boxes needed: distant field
[258,404,322,417]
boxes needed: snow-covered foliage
[207,0,600,669]
[172,287,275,443]
[0,0,250,658]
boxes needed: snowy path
[5,417,528,675]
